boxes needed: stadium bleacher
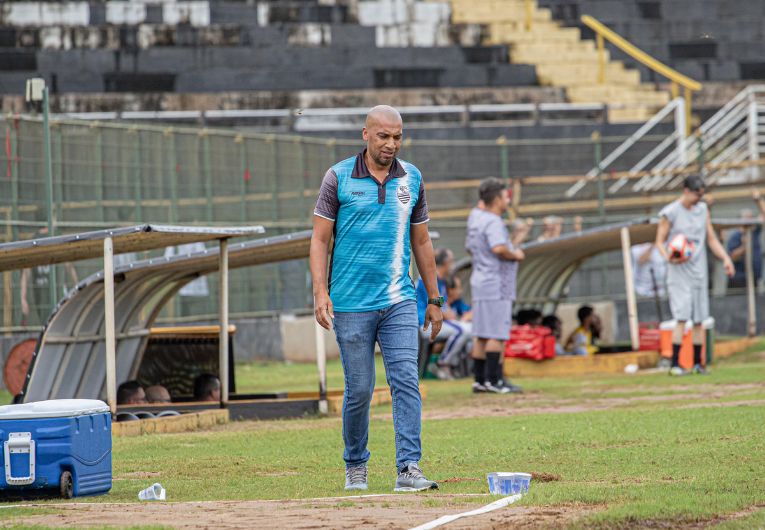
[538,0,765,83]
[0,1,536,95]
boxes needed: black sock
[671,343,681,368]
[486,351,501,385]
[473,359,486,384]
[693,344,702,366]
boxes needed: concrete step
[537,66,642,87]
[567,85,671,105]
[511,43,605,63]
[607,106,663,123]
[452,6,552,23]
[488,25,582,45]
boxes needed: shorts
[668,282,709,324]
[471,299,513,341]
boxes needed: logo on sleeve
[396,185,411,205]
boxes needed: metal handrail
[565,98,685,198]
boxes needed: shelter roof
[0,224,265,272]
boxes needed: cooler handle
[4,432,35,486]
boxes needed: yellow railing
[524,0,534,31]
[581,15,701,133]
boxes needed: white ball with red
[668,233,693,262]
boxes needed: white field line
[409,494,523,530]
[0,492,492,509]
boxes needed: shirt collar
[351,149,406,179]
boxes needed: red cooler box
[505,325,556,361]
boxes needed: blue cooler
[0,399,112,498]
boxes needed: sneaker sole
[393,484,438,492]
[345,484,368,491]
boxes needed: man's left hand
[723,256,735,277]
[423,304,443,342]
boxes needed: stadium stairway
[446,0,670,122]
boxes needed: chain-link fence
[1,114,760,330]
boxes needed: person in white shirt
[631,243,667,298]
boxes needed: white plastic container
[487,472,531,495]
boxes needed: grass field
[2,340,765,529]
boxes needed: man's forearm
[709,237,731,262]
[493,245,523,261]
[412,241,440,298]
[309,239,330,296]
[730,245,745,261]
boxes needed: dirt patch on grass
[530,472,561,483]
[6,496,600,529]
[591,504,765,529]
[414,385,765,422]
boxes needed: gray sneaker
[394,464,438,492]
[669,366,689,376]
[345,464,368,491]
[692,364,710,375]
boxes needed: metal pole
[103,236,117,415]
[748,100,759,182]
[43,87,57,307]
[744,227,757,337]
[620,227,640,351]
[93,123,104,224]
[593,132,604,218]
[593,131,607,288]
[684,87,692,137]
[315,320,328,415]
[166,128,178,223]
[237,135,247,224]
[674,97,687,166]
[295,138,308,222]
[696,131,705,178]
[218,238,229,407]
[498,135,509,181]
[202,130,213,222]
[132,128,143,221]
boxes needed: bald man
[311,105,441,492]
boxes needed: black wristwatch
[427,296,445,307]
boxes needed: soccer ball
[668,233,693,262]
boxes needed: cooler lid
[0,399,109,420]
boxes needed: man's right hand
[314,292,334,330]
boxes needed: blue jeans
[333,299,422,472]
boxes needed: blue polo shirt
[314,150,429,312]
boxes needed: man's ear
[362,127,368,141]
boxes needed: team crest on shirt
[396,185,411,205]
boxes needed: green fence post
[236,134,247,224]
[592,131,608,291]
[9,121,19,243]
[327,138,336,169]
[92,122,104,225]
[592,131,604,218]
[201,130,213,223]
[268,135,284,309]
[132,127,143,222]
[165,127,178,223]
[294,137,307,223]
[498,135,509,181]
[54,124,64,227]
[696,130,705,178]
